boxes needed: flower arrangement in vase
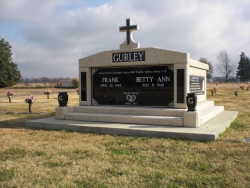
[77,89,79,95]
[213,87,217,94]
[209,88,215,96]
[7,91,14,103]
[44,89,52,99]
[24,95,35,113]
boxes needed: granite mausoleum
[68,18,210,127]
[26,18,238,141]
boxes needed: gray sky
[0,0,250,78]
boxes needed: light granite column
[183,111,201,127]
[56,107,71,119]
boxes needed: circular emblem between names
[126,95,136,102]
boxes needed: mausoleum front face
[79,47,208,109]
[79,18,208,109]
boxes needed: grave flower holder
[213,87,217,94]
[7,91,14,103]
[25,95,35,113]
[44,89,52,99]
[209,89,215,96]
[234,90,238,96]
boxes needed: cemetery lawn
[0,84,250,187]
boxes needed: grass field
[0,84,250,187]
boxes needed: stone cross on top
[119,18,140,49]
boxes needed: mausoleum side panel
[189,59,209,70]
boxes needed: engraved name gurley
[112,51,145,62]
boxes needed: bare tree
[199,57,213,79]
[216,50,233,82]
[41,76,49,86]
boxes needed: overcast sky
[0,0,250,78]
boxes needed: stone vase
[9,97,11,103]
[186,93,197,111]
[58,92,68,107]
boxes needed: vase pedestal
[56,106,71,119]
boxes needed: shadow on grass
[0,112,55,129]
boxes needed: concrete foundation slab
[25,111,238,141]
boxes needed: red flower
[25,95,35,104]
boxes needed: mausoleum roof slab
[79,47,191,68]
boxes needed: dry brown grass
[0,84,250,187]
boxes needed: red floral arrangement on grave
[77,89,79,95]
[25,95,35,104]
[209,88,215,96]
[44,89,52,95]
[240,85,244,90]
[7,91,14,98]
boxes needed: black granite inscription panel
[177,69,185,103]
[92,65,174,107]
[81,72,87,101]
[190,76,204,95]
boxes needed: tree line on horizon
[1,37,250,88]
[19,77,79,88]
[199,50,250,83]
[20,76,74,84]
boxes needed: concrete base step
[196,101,214,111]
[64,102,223,128]
[65,112,183,126]
[25,111,238,141]
[201,106,224,124]
[72,106,185,117]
